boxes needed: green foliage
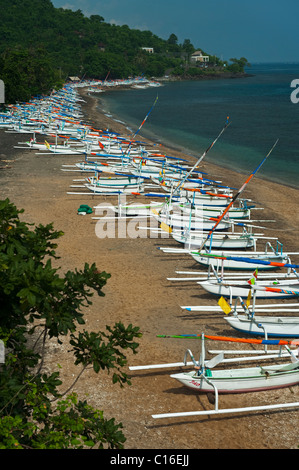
[185,67,204,77]
[0,198,142,449]
[0,394,127,449]
[0,0,202,102]
[227,57,251,73]
[0,46,64,103]
[70,322,140,385]
[167,33,178,45]
[0,0,245,103]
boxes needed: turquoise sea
[97,63,299,189]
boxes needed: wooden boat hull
[170,364,299,393]
[225,314,299,338]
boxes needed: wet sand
[0,87,298,450]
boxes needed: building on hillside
[141,47,154,53]
[68,76,81,82]
[190,50,209,64]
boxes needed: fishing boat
[152,175,233,197]
[88,145,147,157]
[84,176,144,193]
[130,333,299,419]
[199,277,299,299]
[171,360,299,393]
[140,119,234,212]
[179,203,251,220]
[151,209,231,232]
[225,314,299,338]
[103,198,251,224]
[75,158,132,173]
[130,160,191,180]
[171,229,256,250]
[190,250,293,271]
[220,282,299,338]
[107,201,165,217]
[180,267,299,337]
[85,174,145,187]
[131,333,299,395]
[185,139,279,258]
[142,189,236,208]
[20,136,84,154]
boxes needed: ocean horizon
[97,63,299,189]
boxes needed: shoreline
[80,88,299,249]
[91,82,299,192]
[158,71,254,81]
[0,87,298,449]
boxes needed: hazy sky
[52,0,299,63]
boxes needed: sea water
[97,63,299,189]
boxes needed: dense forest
[0,0,249,103]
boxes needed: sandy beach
[0,87,299,450]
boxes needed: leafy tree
[0,46,63,102]
[0,198,141,449]
[167,33,178,45]
[0,0,243,102]
[89,14,105,24]
[182,39,195,54]
[227,57,251,73]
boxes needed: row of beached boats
[3,81,299,421]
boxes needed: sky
[51,0,299,63]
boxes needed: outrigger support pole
[152,401,299,420]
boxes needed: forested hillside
[0,0,247,103]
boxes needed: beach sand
[0,87,298,450]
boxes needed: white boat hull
[190,252,288,270]
[153,214,231,232]
[180,205,250,220]
[75,162,131,173]
[86,175,143,186]
[225,314,299,338]
[171,363,299,393]
[179,195,233,207]
[199,279,299,298]
[85,183,142,193]
[111,202,164,216]
[172,232,255,249]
